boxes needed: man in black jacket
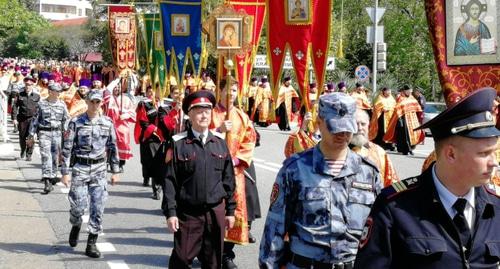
[162,90,236,269]
[13,75,40,160]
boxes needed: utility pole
[372,0,378,95]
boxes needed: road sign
[366,7,386,24]
[355,65,370,82]
[254,55,335,71]
[366,26,384,44]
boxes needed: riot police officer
[27,83,69,193]
[259,93,382,269]
[61,90,120,258]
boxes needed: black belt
[39,127,60,131]
[290,253,354,269]
[75,157,106,165]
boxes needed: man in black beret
[163,90,237,269]
[355,88,500,269]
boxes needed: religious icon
[216,18,243,49]
[446,0,500,65]
[115,17,130,34]
[154,31,163,50]
[171,14,190,36]
[285,0,312,25]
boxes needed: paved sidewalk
[0,123,65,269]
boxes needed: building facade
[35,0,93,21]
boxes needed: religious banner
[144,13,167,93]
[224,0,266,105]
[108,5,136,71]
[425,0,500,105]
[136,14,148,77]
[267,0,333,111]
[159,0,203,88]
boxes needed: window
[78,9,82,16]
[41,4,76,14]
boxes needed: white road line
[107,260,130,269]
[253,158,283,168]
[96,242,116,252]
[254,162,280,173]
[82,215,89,224]
[56,182,64,187]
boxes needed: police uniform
[259,93,382,269]
[28,83,69,193]
[162,91,236,269]
[354,88,500,269]
[61,90,119,258]
[13,75,40,160]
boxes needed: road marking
[96,242,116,252]
[254,162,280,173]
[82,215,89,224]
[107,260,130,269]
[253,158,283,168]
[60,188,70,194]
[56,182,64,186]
[413,149,433,156]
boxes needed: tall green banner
[144,13,166,95]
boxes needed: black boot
[151,184,161,200]
[43,178,53,194]
[142,177,150,187]
[85,233,101,258]
[69,225,81,247]
[223,258,238,269]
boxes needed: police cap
[48,83,62,92]
[86,90,103,101]
[416,88,500,140]
[318,92,357,134]
[182,90,216,114]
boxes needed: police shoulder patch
[172,131,188,142]
[382,176,420,200]
[359,216,373,249]
[270,183,280,206]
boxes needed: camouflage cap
[318,92,357,134]
[86,90,103,101]
[48,83,62,92]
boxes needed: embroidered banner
[267,0,333,110]
[108,5,136,71]
[136,14,148,77]
[425,0,500,105]
[159,0,203,88]
[144,13,167,92]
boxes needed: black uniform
[354,168,500,269]
[162,129,236,268]
[13,89,40,158]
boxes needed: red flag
[267,0,332,110]
[109,5,136,71]
[425,0,500,106]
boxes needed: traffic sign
[366,26,384,44]
[254,55,336,71]
[355,65,370,82]
[366,7,386,24]
[326,57,335,70]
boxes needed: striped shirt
[325,159,346,177]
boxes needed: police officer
[259,93,382,269]
[27,83,69,193]
[162,91,236,269]
[13,75,40,161]
[354,88,500,269]
[61,90,120,258]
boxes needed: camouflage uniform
[259,145,382,269]
[29,98,69,181]
[61,112,119,234]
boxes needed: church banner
[159,0,203,87]
[267,0,333,110]
[144,13,167,91]
[108,5,136,71]
[136,14,148,77]
[425,0,500,105]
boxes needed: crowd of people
[1,56,499,269]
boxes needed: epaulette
[381,176,420,200]
[172,131,188,142]
[484,183,500,198]
[282,148,311,168]
[211,131,225,140]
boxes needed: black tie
[199,133,204,145]
[453,198,471,249]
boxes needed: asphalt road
[15,124,434,269]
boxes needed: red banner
[425,0,500,105]
[267,0,332,109]
[230,0,266,101]
[109,5,136,72]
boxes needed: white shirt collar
[432,166,475,226]
[191,128,208,144]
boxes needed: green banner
[144,13,166,94]
[136,14,148,77]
